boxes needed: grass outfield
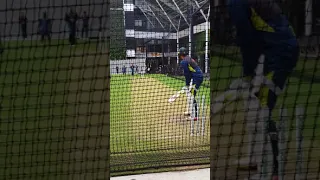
[210,56,319,134]
[0,40,109,180]
[110,74,210,175]
[0,40,210,178]
[210,56,320,178]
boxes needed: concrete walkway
[111,168,209,180]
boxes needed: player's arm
[228,0,262,78]
[180,60,192,86]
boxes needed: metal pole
[205,20,209,73]
[189,5,194,58]
[305,0,313,36]
[162,36,165,72]
[177,31,179,64]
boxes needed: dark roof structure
[135,0,209,31]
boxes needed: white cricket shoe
[184,111,191,116]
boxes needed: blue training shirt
[180,56,203,87]
[228,0,298,77]
[39,19,49,33]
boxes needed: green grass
[210,56,320,142]
[150,74,210,105]
[110,75,133,152]
[109,75,210,175]
[0,40,109,180]
[212,45,320,80]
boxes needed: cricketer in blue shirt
[227,0,299,178]
[179,47,203,121]
[38,12,51,42]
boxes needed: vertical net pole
[305,0,313,36]
[177,31,179,65]
[188,1,193,57]
[205,20,209,73]
[296,106,305,180]
[105,1,111,178]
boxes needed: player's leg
[47,32,51,43]
[186,79,202,121]
[85,26,89,39]
[192,79,203,121]
[227,0,266,173]
[41,33,45,42]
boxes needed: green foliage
[110,10,126,60]
[194,31,210,55]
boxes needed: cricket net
[110,0,210,176]
[0,0,110,179]
[210,1,320,179]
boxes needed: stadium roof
[135,0,209,31]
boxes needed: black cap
[178,47,188,56]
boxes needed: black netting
[110,0,210,175]
[211,0,320,179]
[0,0,110,179]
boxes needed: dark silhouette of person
[65,9,78,45]
[38,12,52,43]
[82,11,89,39]
[19,13,27,39]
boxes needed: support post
[305,0,313,36]
[205,20,209,73]
[177,32,179,64]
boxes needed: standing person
[227,0,299,179]
[122,65,126,75]
[178,47,204,121]
[38,12,52,43]
[65,9,78,46]
[116,66,119,74]
[130,64,135,76]
[19,13,27,39]
[81,11,89,39]
[135,65,139,75]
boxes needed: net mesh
[110,0,210,175]
[0,0,110,179]
[211,0,320,179]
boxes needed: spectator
[122,65,126,75]
[19,13,27,39]
[130,64,135,76]
[38,12,52,43]
[81,11,89,39]
[116,66,119,74]
[135,65,139,74]
[65,9,78,46]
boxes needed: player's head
[178,47,188,60]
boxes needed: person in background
[130,64,135,76]
[122,65,126,75]
[38,12,52,43]
[19,13,27,39]
[135,65,139,74]
[65,9,78,46]
[82,11,89,39]
[116,66,119,74]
